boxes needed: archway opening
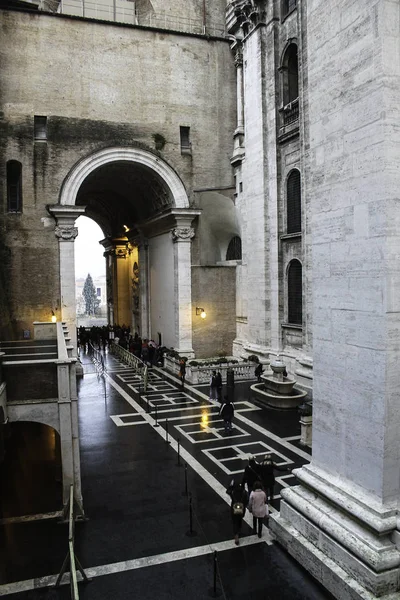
[75,216,107,329]
[0,421,62,519]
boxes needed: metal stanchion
[185,495,197,537]
[208,550,222,597]
[176,437,182,467]
[146,394,150,413]
[153,404,159,427]
[182,463,188,496]
[165,419,171,444]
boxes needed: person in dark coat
[179,358,186,387]
[242,455,261,497]
[258,454,291,504]
[209,370,218,400]
[255,363,264,382]
[226,479,248,546]
[219,397,234,434]
[215,370,223,401]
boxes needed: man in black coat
[259,454,291,504]
[219,396,234,434]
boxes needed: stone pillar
[270,3,400,598]
[137,237,150,339]
[48,206,85,356]
[101,238,132,328]
[171,224,195,357]
[230,40,245,166]
[69,359,83,514]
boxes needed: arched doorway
[0,421,62,519]
[48,147,200,356]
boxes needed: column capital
[171,227,195,243]
[55,225,79,241]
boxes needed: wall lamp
[51,311,57,323]
[196,307,207,319]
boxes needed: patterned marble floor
[0,351,332,600]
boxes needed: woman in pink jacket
[248,480,268,538]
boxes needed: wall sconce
[51,311,57,323]
[196,307,207,319]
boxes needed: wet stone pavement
[0,351,333,600]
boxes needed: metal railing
[109,343,148,392]
[87,342,106,377]
[281,97,299,126]
[55,485,89,598]
[56,0,226,35]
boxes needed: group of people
[226,454,291,545]
[78,324,166,366]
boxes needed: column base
[270,466,400,599]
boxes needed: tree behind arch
[82,273,100,315]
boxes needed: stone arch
[59,146,190,209]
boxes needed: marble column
[270,2,400,598]
[137,237,150,340]
[230,40,245,167]
[48,206,85,356]
[171,224,195,357]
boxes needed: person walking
[179,358,186,388]
[219,396,234,434]
[242,455,261,497]
[209,370,218,400]
[248,480,268,538]
[215,370,223,401]
[254,363,264,383]
[226,479,248,546]
[258,454,291,505]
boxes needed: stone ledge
[270,513,400,600]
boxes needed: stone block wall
[4,363,58,401]
[191,265,236,358]
[0,8,236,339]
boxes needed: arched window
[7,161,22,213]
[282,0,297,19]
[282,43,298,106]
[286,170,301,234]
[226,236,242,260]
[288,260,302,325]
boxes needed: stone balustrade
[164,355,254,385]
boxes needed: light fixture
[196,307,207,319]
[51,311,57,323]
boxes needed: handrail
[87,342,106,376]
[109,343,148,392]
[55,485,90,597]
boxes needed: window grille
[288,260,302,325]
[180,126,191,152]
[7,161,22,213]
[34,116,47,141]
[286,170,301,233]
[226,236,242,260]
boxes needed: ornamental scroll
[171,227,195,242]
[54,226,78,241]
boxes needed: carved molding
[234,44,243,68]
[55,226,78,241]
[171,227,195,242]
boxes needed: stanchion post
[165,419,171,445]
[176,437,182,467]
[182,462,188,496]
[186,495,197,537]
[208,550,222,597]
[154,404,159,427]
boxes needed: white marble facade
[227,0,400,597]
